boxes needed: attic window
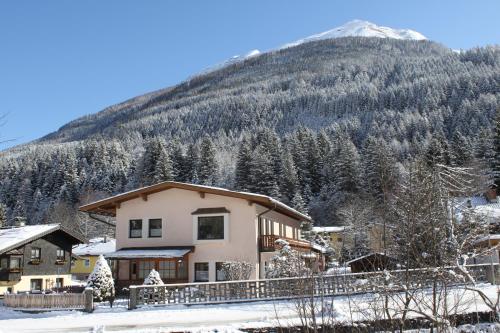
[31,248,41,261]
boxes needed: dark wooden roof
[79,181,310,221]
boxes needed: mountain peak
[282,20,426,48]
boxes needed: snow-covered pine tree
[280,151,299,204]
[450,131,473,167]
[87,255,115,306]
[0,203,6,227]
[332,139,361,193]
[198,137,217,185]
[153,141,173,183]
[185,143,200,183]
[170,140,187,182]
[494,107,500,188]
[143,269,164,285]
[234,137,253,192]
[363,136,398,202]
[291,191,307,213]
[250,145,280,198]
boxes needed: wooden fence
[128,263,499,309]
[3,288,93,312]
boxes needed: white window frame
[192,213,229,244]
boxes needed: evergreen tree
[0,203,6,227]
[153,142,173,183]
[332,139,361,193]
[291,191,307,213]
[234,137,253,191]
[198,137,217,185]
[144,269,164,285]
[87,255,115,306]
[494,107,500,187]
[280,150,299,203]
[185,143,200,183]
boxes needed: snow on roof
[73,237,116,256]
[0,224,60,254]
[312,226,345,233]
[454,196,500,221]
[345,252,393,265]
[474,234,500,244]
[105,248,191,259]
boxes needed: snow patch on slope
[282,20,426,49]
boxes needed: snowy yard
[0,284,498,333]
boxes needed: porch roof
[105,246,194,259]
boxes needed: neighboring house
[72,237,116,281]
[79,181,324,288]
[0,224,84,294]
[312,226,345,255]
[313,224,393,260]
[346,252,398,273]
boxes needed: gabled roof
[73,237,116,256]
[79,181,311,221]
[0,224,85,255]
[312,226,345,233]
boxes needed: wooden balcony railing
[259,235,313,252]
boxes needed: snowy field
[0,284,498,333]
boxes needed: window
[56,249,65,261]
[84,259,90,267]
[55,278,64,289]
[31,248,41,261]
[30,279,42,291]
[158,261,176,280]
[9,256,22,271]
[129,219,143,238]
[148,219,162,238]
[0,258,7,269]
[194,262,209,282]
[216,262,226,281]
[197,216,224,240]
[138,260,155,279]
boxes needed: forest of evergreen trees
[0,37,498,231]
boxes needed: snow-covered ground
[0,284,498,333]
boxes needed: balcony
[259,235,313,252]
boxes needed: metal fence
[128,263,498,309]
[3,288,93,312]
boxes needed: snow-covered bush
[266,239,311,278]
[143,269,164,285]
[86,255,115,306]
[220,261,253,281]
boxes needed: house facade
[72,237,116,281]
[79,182,323,288]
[0,224,84,294]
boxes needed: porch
[106,247,194,290]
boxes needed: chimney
[14,216,26,227]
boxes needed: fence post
[129,286,138,310]
[84,288,94,313]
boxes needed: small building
[79,181,325,288]
[346,252,398,273]
[0,224,84,294]
[312,226,345,256]
[72,237,116,281]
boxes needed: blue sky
[1,0,499,149]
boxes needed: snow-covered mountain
[204,20,426,74]
[282,20,426,49]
